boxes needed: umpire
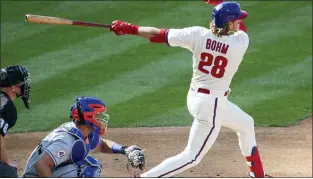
[0,65,31,177]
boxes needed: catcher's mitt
[122,145,146,176]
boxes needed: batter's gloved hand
[110,20,139,36]
[122,145,146,170]
[203,0,224,5]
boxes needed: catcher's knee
[53,156,102,178]
[77,156,102,178]
[53,163,79,177]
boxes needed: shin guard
[246,146,265,177]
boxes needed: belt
[197,88,229,96]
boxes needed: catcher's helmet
[0,65,31,109]
[212,1,248,28]
[70,96,109,135]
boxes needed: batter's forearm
[138,26,169,44]
[0,136,10,164]
[138,27,161,39]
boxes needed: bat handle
[72,21,111,28]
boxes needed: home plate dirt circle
[6,118,312,177]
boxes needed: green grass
[1,1,311,133]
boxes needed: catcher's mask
[70,96,109,136]
[0,65,31,109]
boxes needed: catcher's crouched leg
[53,156,102,178]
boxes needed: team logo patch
[57,151,65,159]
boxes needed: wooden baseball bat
[25,14,111,28]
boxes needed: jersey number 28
[198,52,228,78]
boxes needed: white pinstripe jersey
[167,26,249,91]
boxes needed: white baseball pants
[140,88,259,177]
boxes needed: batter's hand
[110,20,139,36]
[203,0,224,5]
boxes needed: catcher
[22,96,145,178]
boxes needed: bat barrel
[25,14,111,28]
[25,14,73,25]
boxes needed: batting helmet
[0,65,31,109]
[212,1,248,28]
[70,96,109,136]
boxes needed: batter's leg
[141,97,225,178]
[222,101,265,177]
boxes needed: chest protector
[56,124,100,163]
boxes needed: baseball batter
[109,1,270,178]
[22,96,145,178]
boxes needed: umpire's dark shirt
[0,91,17,137]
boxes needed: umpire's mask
[0,65,31,109]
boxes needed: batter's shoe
[248,173,273,178]
[265,174,273,178]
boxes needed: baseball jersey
[0,91,17,137]
[22,122,79,177]
[166,26,249,91]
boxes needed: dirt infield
[6,118,312,177]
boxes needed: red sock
[246,147,265,177]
